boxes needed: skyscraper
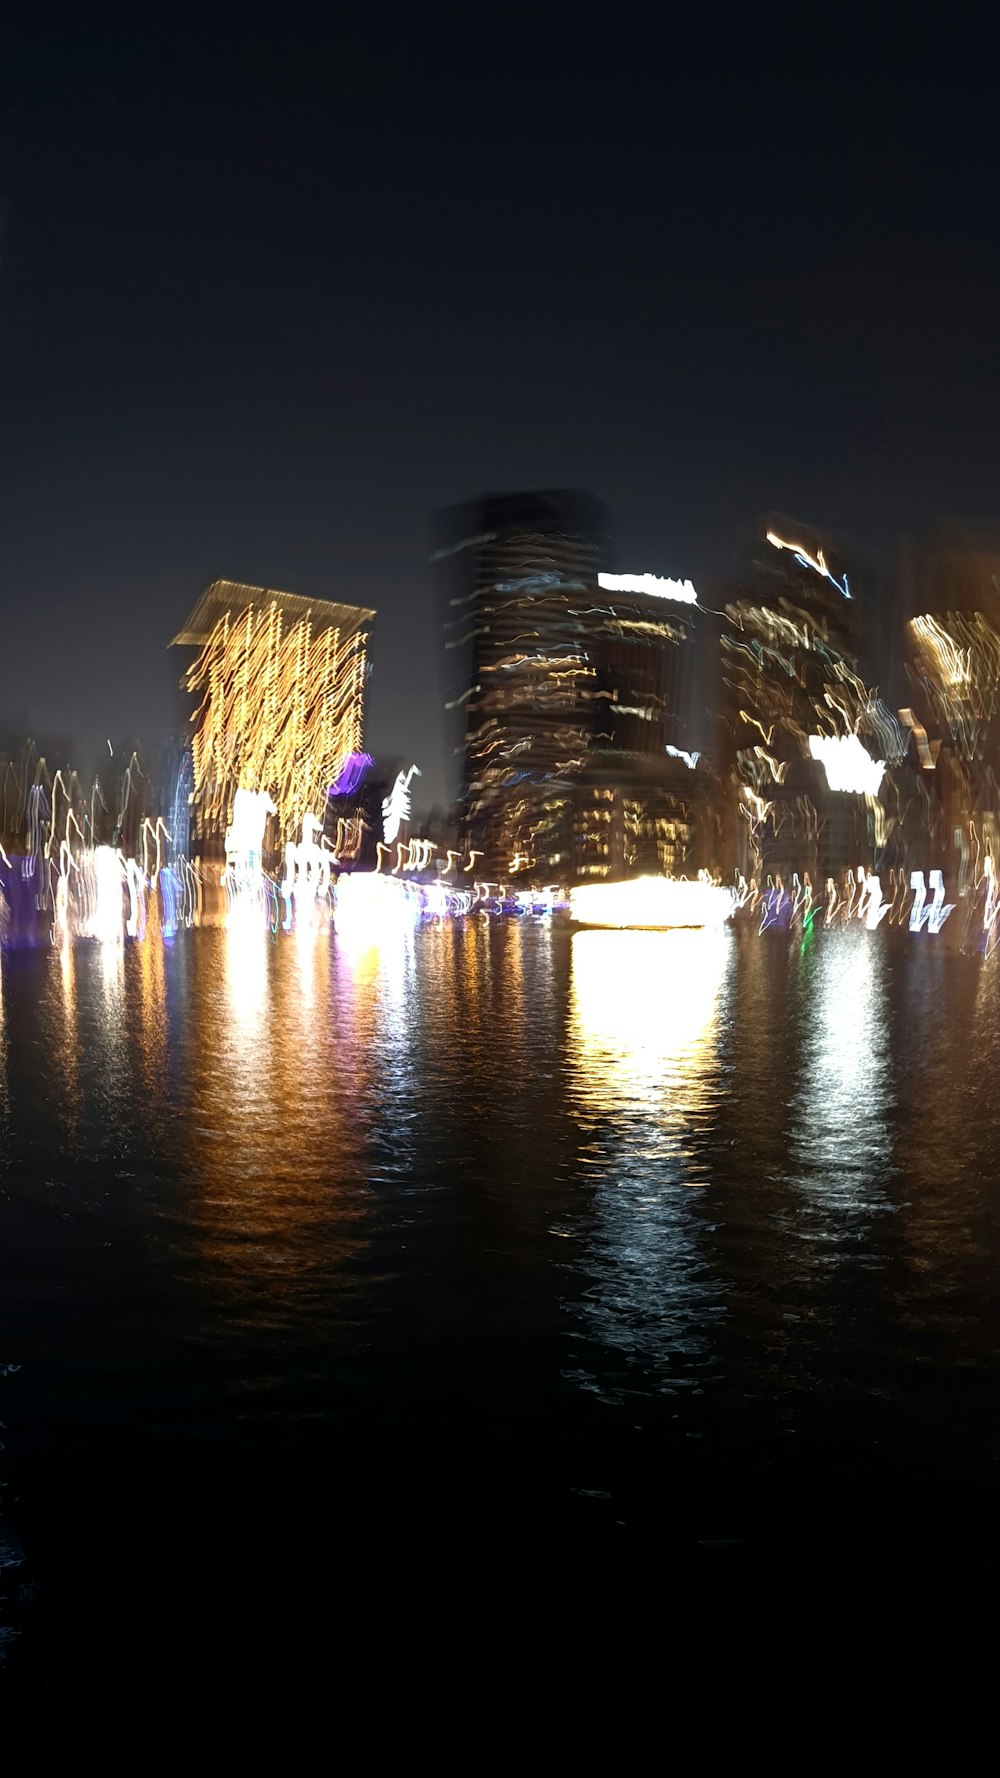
[720,517,903,881]
[434,490,703,881]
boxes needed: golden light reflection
[53,943,83,1143]
[223,912,270,1034]
[566,927,730,1390]
[569,928,728,1116]
[133,895,169,1104]
[293,915,323,1011]
[98,933,126,1006]
[180,918,377,1327]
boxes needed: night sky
[2,3,997,807]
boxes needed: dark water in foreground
[2,916,1000,1682]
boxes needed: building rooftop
[172,578,375,647]
[431,489,614,560]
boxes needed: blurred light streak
[766,530,851,599]
[899,707,940,770]
[907,870,953,934]
[382,765,420,846]
[859,872,889,930]
[327,752,373,798]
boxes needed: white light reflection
[565,929,730,1395]
[788,931,892,1230]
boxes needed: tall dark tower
[434,490,703,882]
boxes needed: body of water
[2,915,999,1683]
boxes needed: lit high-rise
[434,490,702,881]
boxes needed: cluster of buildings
[433,492,1000,895]
[145,493,1000,896]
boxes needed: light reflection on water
[566,929,730,1392]
[2,914,1000,1673]
[788,929,893,1222]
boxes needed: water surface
[2,917,999,1678]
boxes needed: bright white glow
[222,787,278,926]
[858,872,889,930]
[335,870,421,944]
[808,733,885,796]
[224,913,269,1030]
[766,530,852,600]
[570,876,735,930]
[89,846,126,945]
[597,571,698,605]
[226,787,276,860]
[569,927,728,1107]
[665,745,701,769]
[910,869,954,934]
[281,811,332,925]
[124,857,147,939]
[926,869,954,934]
[382,765,420,846]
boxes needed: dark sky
[2,2,997,806]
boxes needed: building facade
[435,490,703,882]
[720,518,906,883]
[897,524,1000,886]
[172,578,374,858]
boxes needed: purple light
[327,753,374,799]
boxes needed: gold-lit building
[172,578,374,854]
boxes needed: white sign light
[808,734,885,796]
[598,571,698,605]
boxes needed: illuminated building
[897,524,1000,886]
[161,737,194,862]
[172,578,374,858]
[720,517,904,879]
[435,489,703,880]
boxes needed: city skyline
[3,7,999,809]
